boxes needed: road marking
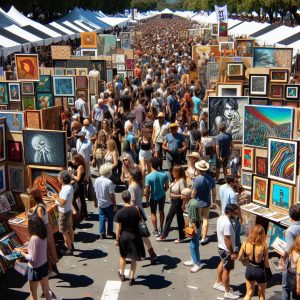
[100,281,121,300]
[187,285,198,289]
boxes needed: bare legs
[119,257,137,279]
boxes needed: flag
[215,4,228,22]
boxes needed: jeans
[99,204,114,235]
[190,228,201,266]
[232,217,241,252]
[282,270,290,300]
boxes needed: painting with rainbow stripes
[268,138,298,185]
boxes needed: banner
[215,4,228,22]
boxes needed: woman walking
[287,236,300,299]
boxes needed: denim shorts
[27,262,48,282]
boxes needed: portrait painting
[98,34,116,56]
[52,76,75,96]
[270,69,289,83]
[0,83,9,104]
[270,84,284,99]
[7,141,22,162]
[219,22,228,37]
[36,93,54,110]
[268,138,298,185]
[242,147,255,172]
[249,75,268,96]
[76,76,88,90]
[244,105,293,148]
[270,181,293,213]
[241,171,252,190]
[21,82,34,95]
[227,63,244,77]
[256,156,268,177]
[7,165,24,193]
[15,54,39,81]
[35,75,51,93]
[251,175,269,207]
[0,165,6,193]
[216,82,243,97]
[25,110,41,129]
[0,120,5,163]
[126,59,136,70]
[81,32,97,48]
[211,23,219,36]
[8,83,20,102]
[23,129,67,167]
[22,96,35,110]
[285,85,299,100]
[0,112,24,133]
[236,39,254,57]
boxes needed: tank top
[248,244,265,267]
[140,137,151,151]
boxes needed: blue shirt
[193,174,215,208]
[192,96,201,115]
[215,132,232,158]
[219,184,238,214]
[167,95,179,114]
[145,171,169,201]
[126,132,136,145]
[165,132,185,154]
[285,222,300,252]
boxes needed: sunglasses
[123,159,128,162]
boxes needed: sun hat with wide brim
[187,152,201,160]
[157,112,165,118]
[169,123,179,128]
[195,160,209,171]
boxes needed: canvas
[219,22,228,37]
[243,105,293,148]
[236,39,254,57]
[252,175,269,206]
[268,138,298,185]
[216,82,243,96]
[266,223,286,249]
[7,141,22,162]
[192,45,210,65]
[253,47,293,68]
[219,42,234,52]
[76,76,88,89]
[25,110,41,129]
[0,83,8,104]
[98,34,116,56]
[35,75,51,93]
[270,181,293,212]
[270,69,289,83]
[22,96,35,110]
[15,54,39,81]
[242,147,255,172]
[256,156,268,177]
[0,121,5,163]
[285,85,299,100]
[249,75,268,96]
[21,82,34,95]
[0,165,6,193]
[41,107,61,130]
[8,83,20,102]
[208,96,248,140]
[227,63,243,77]
[23,129,66,167]
[52,76,75,96]
[0,112,24,133]
[36,93,54,110]
[241,171,253,190]
[7,165,24,193]
[50,46,71,60]
[270,84,284,99]
[81,32,97,48]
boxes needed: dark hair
[59,170,72,185]
[28,214,47,239]
[190,121,198,129]
[224,203,239,215]
[172,165,186,181]
[122,191,131,203]
[73,154,85,169]
[131,168,143,183]
[289,205,300,221]
[152,158,161,170]
[226,175,235,185]
[27,188,43,204]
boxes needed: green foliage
[131,0,158,12]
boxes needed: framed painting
[211,23,219,36]
[117,64,126,71]
[249,75,269,97]
[106,61,112,69]
[81,32,97,48]
[65,68,76,76]
[81,49,97,57]
[219,22,228,37]
[268,138,298,185]
[227,63,244,77]
[115,54,126,64]
[36,93,54,110]
[40,68,52,75]
[242,147,255,172]
[76,68,88,76]
[5,71,13,80]
[270,69,289,83]
[52,76,75,96]
[0,119,5,163]
[127,70,133,79]
[7,141,22,162]
[25,110,41,129]
[126,58,136,71]
[15,54,39,81]
[219,42,234,52]
[0,83,9,104]
[236,39,254,57]
[0,111,24,133]
[120,32,131,49]
[208,96,249,140]
[22,96,35,110]
[35,75,51,93]
[23,129,67,167]
[241,171,253,190]
[54,68,65,76]
[285,85,299,100]
[207,62,219,82]
[270,100,284,106]
[9,103,21,111]
[269,83,284,99]
[256,156,268,177]
[249,98,269,105]
[0,105,7,110]
[216,82,243,96]
[21,82,34,95]
[0,165,6,193]
[270,180,293,213]
[285,101,299,108]
[6,191,16,207]
[244,105,293,148]
[251,175,269,207]
[76,76,88,89]
[7,165,24,193]
[97,34,116,56]
[8,83,20,102]
[67,97,74,106]
[118,71,127,81]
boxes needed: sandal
[174,239,183,244]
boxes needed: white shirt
[94,176,115,208]
[56,184,73,213]
[75,98,89,118]
[217,214,235,252]
[81,124,96,140]
[153,119,169,143]
[76,138,93,162]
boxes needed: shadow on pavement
[76,223,94,229]
[56,273,94,288]
[136,274,172,289]
[74,248,107,261]
[75,231,99,243]
[151,254,181,271]
[0,289,29,300]
[201,255,220,269]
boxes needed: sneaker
[224,291,240,299]
[200,237,209,245]
[190,264,202,273]
[156,236,166,241]
[213,282,225,292]
[152,230,159,236]
[183,260,194,266]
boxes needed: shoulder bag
[135,206,150,237]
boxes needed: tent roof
[278,31,300,46]
[250,24,280,38]
[98,17,129,27]
[160,8,173,14]
[0,9,18,27]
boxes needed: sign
[215,4,228,22]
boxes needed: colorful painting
[268,138,297,185]
[241,171,253,190]
[270,84,284,99]
[21,82,34,95]
[227,63,243,76]
[0,120,5,163]
[52,76,75,96]
[8,83,20,102]
[0,112,24,133]
[270,180,293,212]
[7,165,24,193]
[15,54,39,81]
[36,93,54,110]
[236,39,254,57]
[252,175,269,206]
[256,156,268,177]
[243,105,294,148]
[0,165,6,193]
[253,47,293,69]
[242,147,255,171]
[25,110,41,129]
[285,85,299,100]
[81,32,97,48]
[249,75,268,96]
[35,75,51,93]
[98,34,116,56]
[22,96,35,110]
[7,141,22,162]
[266,222,286,249]
[270,69,289,83]
[23,129,66,167]
[0,83,8,104]
[219,22,228,37]
[126,59,136,70]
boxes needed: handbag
[135,206,150,237]
[238,242,249,266]
[184,226,195,237]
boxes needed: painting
[0,120,5,163]
[0,83,8,104]
[35,75,51,93]
[76,68,88,76]
[76,76,88,89]
[98,34,116,56]
[227,63,244,77]
[25,110,41,129]
[207,62,219,82]
[236,39,254,57]
[253,47,293,69]
[65,68,76,76]
[118,71,126,81]
[249,75,268,97]
[41,107,61,130]
[7,165,24,193]
[285,85,299,100]
[219,22,228,37]
[0,112,24,133]
[54,97,63,107]
[266,223,286,249]
[0,105,7,110]
[67,97,74,106]
[21,82,34,95]
[208,96,248,140]
[50,45,71,60]
[242,147,255,171]
[256,156,268,177]
[192,45,210,65]
[268,138,298,185]
[117,64,126,71]
[23,129,67,167]
[219,42,234,52]
[81,49,97,57]
[126,59,136,70]
[36,93,54,110]
[115,54,126,64]
[40,68,52,75]
[211,23,219,36]
[270,100,284,106]
[242,210,257,236]
[252,175,269,206]
[286,101,299,108]
[52,76,75,96]
[54,68,65,76]
[7,141,22,162]
[244,105,293,148]
[6,191,16,207]
[0,165,6,193]
[216,82,243,97]
[22,96,35,110]
[8,83,20,102]
[241,171,252,190]
[81,32,97,48]
[120,32,131,49]
[15,54,39,81]
[249,98,269,106]
[270,180,293,212]
[270,84,284,99]
[270,69,289,83]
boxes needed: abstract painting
[0,120,5,163]
[21,82,34,95]
[98,34,116,56]
[0,83,8,104]
[15,54,39,81]
[236,39,254,57]
[0,165,6,193]
[52,76,75,96]
[251,175,269,206]
[23,129,67,167]
[219,22,228,37]
[242,147,255,172]
[270,180,293,213]
[241,171,252,190]
[7,165,24,193]
[25,110,41,129]
[36,93,54,110]
[285,85,299,100]
[208,96,248,140]
[0,112,24,133]
[8,83,20,102]
[7,141,22,162]
[268,138,297,185]
[22,96,35,110]
[243,105,293,148]
[81,32,97,48]
[249,75,268,96]
[35,75,52,93]
[256,156,268,177]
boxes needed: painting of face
[15,54,39,81]
[81,32,97,48]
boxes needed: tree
[131,0,157,12]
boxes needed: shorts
[218,248,234,271]
[245,263,266,283]
[216,157,229,169]
[27,262,48,282]
[198,200,211,209]
[150,197,165,214]
[58,210,73,233]
[199,207,209,219]
[139,149,152,160]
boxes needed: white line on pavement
[100,281,121,300]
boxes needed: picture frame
[22,96,36,110]
[76,76,88,89]
[117,64,126,71]
[80,49,97,57]
[270,180,293,213]
[285,101,299,108]
[249,98,269,105]
[236,39,254,57]
[0,111,24,133]
[118,71,127,81]
[268,137,298,185]
[207,62,219,82]
[126,59,136,70]
[241,171,253,190]
[7,165,24,193]
[216,82,243,96]
[285,85,299,100]
[270,69,289,83]
[7,141,22,162]
[65,68,76,76]
[269,83,285,99]
[211,23,219,36]
[25,110,41,129]
[106,69,113,82]
[21,82,34,95]
[15,54,39,81]
[256,156,268,177]
[269,100,284,106]
[81,32,97,48]
[219,22,228,37]
[0,105,7,110]
[52,76,75,97]
[67,97,74,106]
[36,93,54,110]
[227,62,244,77]
[219,42,234,52]
[0,82,8,105]
[242,147,255,172]
[0,119,5,163]
[249,75,269,97]
[54,68,65,76]
[8,83,20,102]
[251,175,269,207]
[0,165,6,194]
[76,68,88,76]
[35,75,52,93]
[39,68,52,75]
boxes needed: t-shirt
[134,104,146,126]
[75,98,89,118]
[126,133,136,146]
[57,184,73,213]
[215,132,232,158]
[144,85,154,98]
[121,95,132,111]
[167,95,179,114]
[151,97,163,113]
[153,119,169,143]
[81,124,96,140]
[76,138,93,163]
[192,96,201,115]
[165,132,185,154]
[145,171,169,201]
[187,199,201,227]
[219,184,238,214]
[24,235,47,268]
[217,215,235,252]
[128,182,142,206]
[193,174,215,208]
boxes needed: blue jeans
[99,205,114,235]
[190,228,202,266]
[282,270,290,300]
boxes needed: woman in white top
[105,139,119,183]
[186,152,201,187]
[121,153,139,188]
[199,129,215,162]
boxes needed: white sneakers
[190,264,202,273]
[213,282,226,292]
[213,282,239,299]
[224,291,239,299]
[183,260,194,266]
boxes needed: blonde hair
[247,224,266,247]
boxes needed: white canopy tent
[229,21,270,36]
[97,17,129,28]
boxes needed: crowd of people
[14,15,300,300]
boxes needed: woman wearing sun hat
[186,152,201,187]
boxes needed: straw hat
[169,123,179,128]
[195,160,209,171]
[99,164,112,177]
[187,152,201,160]
[157,112,165,118]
